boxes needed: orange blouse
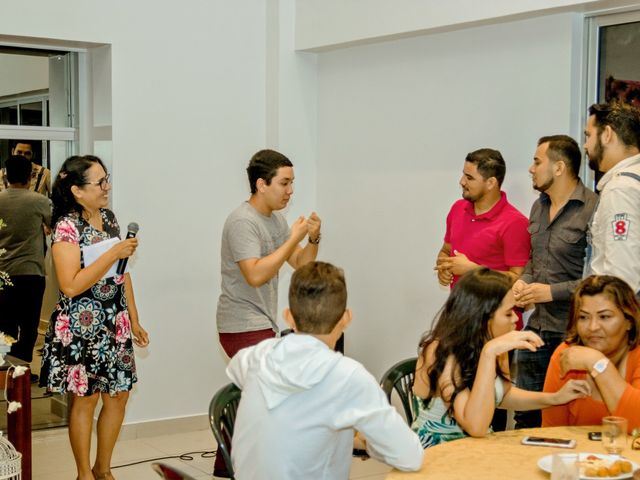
[542,342,640,432]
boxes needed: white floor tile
[33,427,396,480]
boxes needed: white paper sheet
[81,237,124,279]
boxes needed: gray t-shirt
[216,201,289,333]
[0,188,52,276]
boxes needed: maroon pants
[218,328,276,358]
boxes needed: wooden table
[0,355,32,480]
[386,426,640,479]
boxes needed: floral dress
[40,209,137,396]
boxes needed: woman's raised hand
[484,330,544,357]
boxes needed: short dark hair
[10,139,34,150]
[538,135,581,179]
[288,261,347,335]
[465,148,506,186]
[566,275,640,349]
[588,102,640,150]
[246,149,293,194]
[5,155,32,185]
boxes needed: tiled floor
[33,427,392,479]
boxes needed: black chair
[209,383,242,479]
[151,462,198,480]
[379,357,418,424]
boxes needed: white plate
[538,453,639,479]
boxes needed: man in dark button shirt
[512,135,598,429]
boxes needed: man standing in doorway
[512,135,597,429]
[584,102,640,294]
[0,155,51,371]
[216,149,322,358]
[435,148,530,287]
[0,140,51,196]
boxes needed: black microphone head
[127,222,140,234]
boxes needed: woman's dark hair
[418,268,513,414]
[566,275,640,348]
[51,155,106,226]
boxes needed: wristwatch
[590,357,610,378]
[308,234,321,245]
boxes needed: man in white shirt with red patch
[583,102,640,294]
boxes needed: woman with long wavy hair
[40,155,149,480]
[411,268,588,448]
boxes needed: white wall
[0,1,609,425]
[0,53,48,97]
[0,0,318,424]
[315,13,580,379]
[296,0,605,50]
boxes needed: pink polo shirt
[444,192,530,286]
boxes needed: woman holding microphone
[40,155,149,480]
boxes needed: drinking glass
[551,453,579,480]
[602,416,627,456]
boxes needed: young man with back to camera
[0,155,51,375]
[227,261,423,480]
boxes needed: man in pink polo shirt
[434,147,530,433]
[435,148,530,288]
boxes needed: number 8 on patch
[612,213,630,241]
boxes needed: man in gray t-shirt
[0,155,52,365]
[216,149,322,358]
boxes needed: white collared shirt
[587,153,640,292]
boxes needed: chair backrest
[379,357,418,424]
[209,383,242,479]
[151,462,198,480]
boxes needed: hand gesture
[551,378,591,405]
[513,281,552,307]
[512,279,527,307]
[559,345,605,377]
[290,216,309,243]
[112,238,138,259]
[132,322,150,347]
[447,250,477,276]
[434,256,453,286]
[484,330,544,357]
[307,212,321,241]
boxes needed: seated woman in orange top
[542,275,640,432]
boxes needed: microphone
[116,222,139,275]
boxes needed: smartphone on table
[521,436,576,448]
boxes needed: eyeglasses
[84,173,111,190]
